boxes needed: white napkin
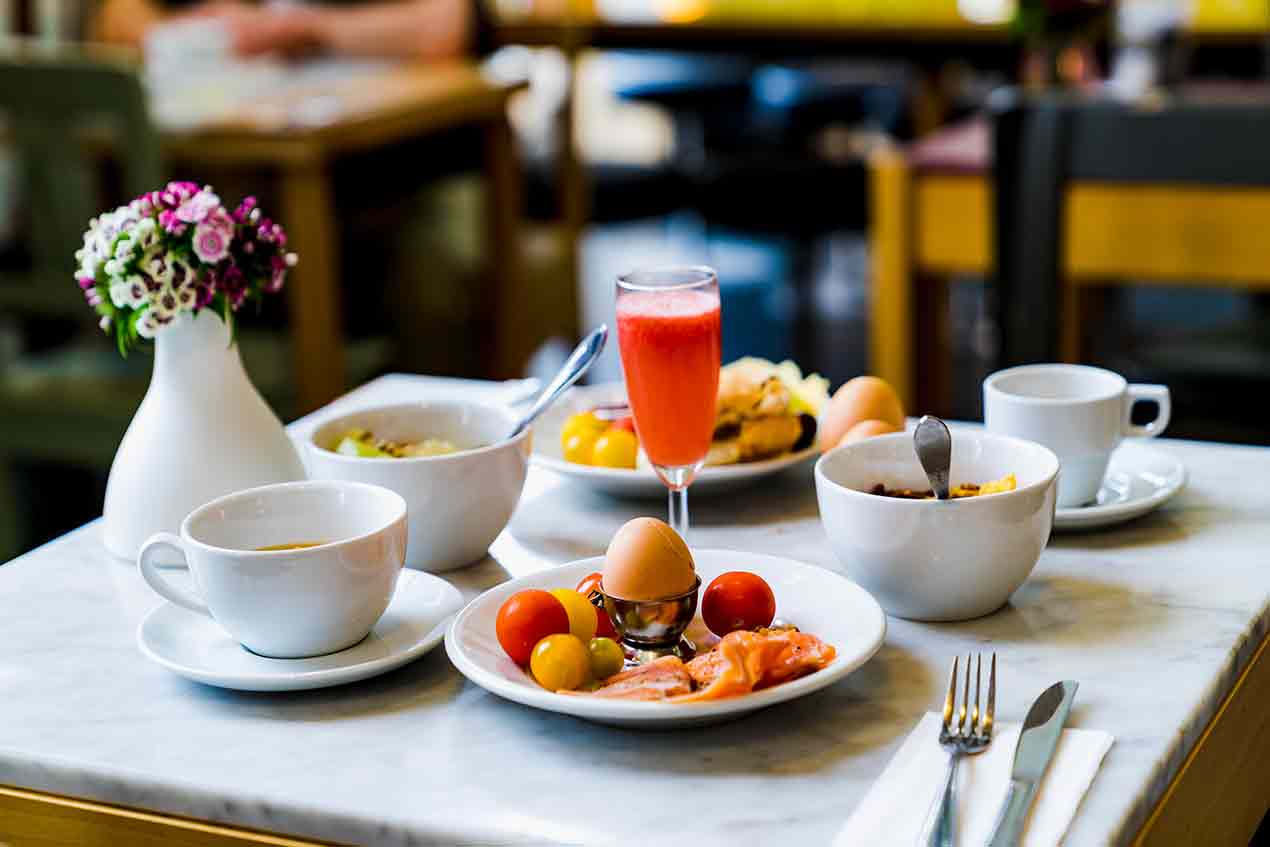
[835,712,1113,847]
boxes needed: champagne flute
[615,267,721,539]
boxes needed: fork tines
[940,652,996,740]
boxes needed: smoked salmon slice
[674,629,836,702]
[578,656,693,701]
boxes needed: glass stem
[668,485,689,541]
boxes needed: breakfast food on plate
[575,628,836,702]
[706,358,828,466]
[559,358,827,470]
[495,520,835,701]
[701,571,776,636]
[841,418,903,445]
[495,589,571,666]
[871,473,1017,499]
[819,376,905,450]
[331,428,460,458]
[601,517,697,602]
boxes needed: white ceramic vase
[102,310,306,561]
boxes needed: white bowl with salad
[306,402,530,572]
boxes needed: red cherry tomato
[611,416,636,433]
[701,572,776,636]
[496,590,570,666]
[594,603,619,640]
[575,571,603,598]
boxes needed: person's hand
[185,1,323,57]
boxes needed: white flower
[142,248,174,287]
[99,315,112,332]
[133,217,159,250]
[136,310,161,339]
[113,234,135,262]
[109,274,149,309]
[104,259,123,277]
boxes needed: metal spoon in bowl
[506,325,608,441]
[914,415,952,500]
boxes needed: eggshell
[819,376,905,450]
[602,517,696,601]
[840,418,902,446]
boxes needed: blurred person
[91,0,491,60]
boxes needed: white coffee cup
[137,480,407,658]
[984,364,1170,508]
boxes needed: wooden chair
[992,89,1270,368]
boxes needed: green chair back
[0,43,162,319]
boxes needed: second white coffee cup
[984,364,1170,508]
[137,480,407,658]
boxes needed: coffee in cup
[983,364,1170,508]
[137,480,407,658]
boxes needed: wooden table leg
[484,113,527,379]
[279,162,345,415]
[869,147,915,411]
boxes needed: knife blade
[985,680,1079,847]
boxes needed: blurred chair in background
[0,48,159,559]
[992,89,1270,442]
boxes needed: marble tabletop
[1,374,1267,846]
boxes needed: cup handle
[1123,384,1171,438]
[138,533,212,617]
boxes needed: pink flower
[192,219,232,264]
[77,276,95,290]
[176,190,222,224]
[158,209,186,236]
[267,255,287,293]
[232,196,257,224]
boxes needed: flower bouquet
[83,182,307,561]
[75,181,297,354]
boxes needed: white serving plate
[531,383,819,498]
[1054,442,1186,531]
[445,550,886,729]
[138,569,463,692]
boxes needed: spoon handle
[914,415,952,500]
[507,325,608,440]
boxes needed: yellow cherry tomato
[529,634,592,691]
[548,588,598,641]
[562,429,601,465]
[561,412,606,445]
[591,429,638,469]
[587,637,625,680]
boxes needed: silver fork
[919,653,997,847]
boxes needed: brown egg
[602,517,697,601]
[819,376,905,450]
[840,418,902,446]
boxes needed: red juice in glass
[616,287,721,469]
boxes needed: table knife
[985,680,1079,847]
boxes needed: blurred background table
[162,61,529,414]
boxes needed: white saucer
[445,550,886,729]
[532,383,819,499]
[1054,443,1186,531]
[138,569,464,691]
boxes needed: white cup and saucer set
[983,364,1186,531]
[135,480,464,692]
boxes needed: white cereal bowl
[306,402,530,572]
[814,431,1059,621]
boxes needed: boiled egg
[819,376,905,450]
[840,418,902,446]
[602,517,697,601]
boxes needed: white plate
[1054,443,1186,531]
[445,550,886,728]
[532,383,819,499]
[137,569,464,691]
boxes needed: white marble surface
[1,375,1267,846]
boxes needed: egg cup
[597,577,701,661]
